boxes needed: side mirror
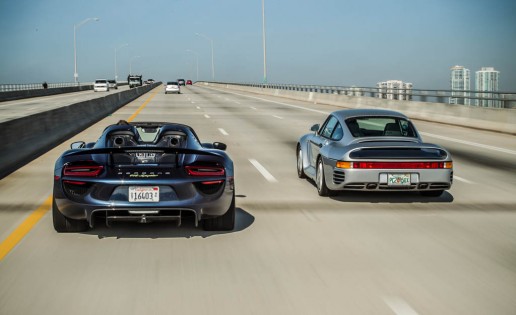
[213,142,227,151]
[310,124,320,133]
[70,141,85,149]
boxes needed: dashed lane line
[249,159,278,183]
[384,297,420,315]
[454,175,474,184]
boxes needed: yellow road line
[0,196,52,261]
[0,87,159,261]
[127,88,159,122]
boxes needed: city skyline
[0,0,515,91]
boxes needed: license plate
[388,174,411,186]
[133,152,156,163]
[129,186,159,202]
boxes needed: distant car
[108,80,118,90]
[94,79,109,92]
[178,79,186,86]
[297,109,453,197]
[165,81,180,94]
[186,80,193,85]
[52,121,235,232]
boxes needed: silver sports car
[297,109,453,197]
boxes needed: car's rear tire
[202,193,235,231]
[297,146,306,179]
[316,158,332,196]
[52,198,89,233]
[420,190,444,197]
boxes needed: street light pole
[73,17,100,84]
[262,0,267,84]
[115,44,129,82]
[195,33,215,81]
[186,49,199,82]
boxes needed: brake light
[63,164,104,177]
[185,166,225,176]
[63,180,88,185]
[351,162,450,169]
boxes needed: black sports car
[52,121,235,232]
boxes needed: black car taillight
[63,163,104,177]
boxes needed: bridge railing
[0,82,93,92]
[0,81,130,92]
[205,82,516,109]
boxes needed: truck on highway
[128,75,142,88]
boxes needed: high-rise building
[376,80,412,100]
[475,67,500,108]
[449,65,470,105]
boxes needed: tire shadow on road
[82,208,254,239]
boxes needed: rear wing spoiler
[63,147,222,158]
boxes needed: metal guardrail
[0,82,91,92]
[0,81,129,92]
[203,82,516,109]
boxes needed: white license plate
[129,186,159,202]
[134,153,156,161]
[388,174,411,186]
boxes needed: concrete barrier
[0,83,160,179]
[202,82,516,135]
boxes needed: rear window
[95,80,107,83]
[167,82,178,85]
[345,117,417,138]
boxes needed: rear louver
[333,169,345,184]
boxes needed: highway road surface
[0,85,515,315]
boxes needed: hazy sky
[1,0,515,90]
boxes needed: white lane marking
[196,106,201,110]
[420,132,516,155]
[204,114,210,119]
[218,128,228,136]
[250,106,257,110]
[191,101,196,104]
[384,297,419,315]
[272,115,283,119]
[454,175,474,184]
[301,209,318,222]
[249,159,278,183]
